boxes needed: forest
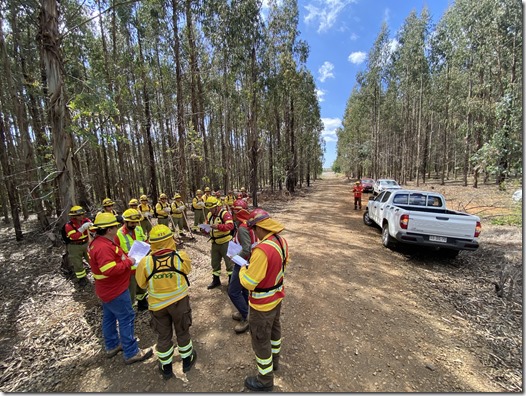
[0,0,325,240]
[333,0,522,189]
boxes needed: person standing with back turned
[240,209,289,392]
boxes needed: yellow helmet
[93,212,120,229]
[204,186,211,192]
[129,198,139,206]
[240,187,246,192]
[122,208,142,222]
[68,206,85,216]
[149,224,173,244]
[173,192,182,199]
[140,195,148,201]
[196,189,203,195]
[205,196,220,209]
[160,193,168,199]
[102,198,115,207]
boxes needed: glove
[179,205,185,211]
[78,222,92,233]
[164,206,171,213]
[198,202,205,207]
[143,211,151,217]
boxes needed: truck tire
[382,223,396,249]
[363,211,374,226]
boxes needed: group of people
[62,186,288,391]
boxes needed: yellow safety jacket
[171,200,186,219]
[115,225,146,270]
[206,209,234,245]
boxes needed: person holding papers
[240,209,289,392]
[115,209,149,311]
[135,225,197,380]
[228,199,257,334]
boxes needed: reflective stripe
[212,270,221,276]
[271,338,281,354]
[75,269,86,279]
[100,261,117,273]
[241,272,258,287]
[251,285,284,299]
[93,273,108,280]
[67,230,76,237]
[157,345,174,364]
[178,340,193,359]
[256,354,273,375]
[256,355,272,366]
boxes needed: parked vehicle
[363,189,481,258]
[360,178,375,193]
[373,179,401,195]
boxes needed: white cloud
[321,117,341,142]
[383,8,390,22]
[318,61,335,82]
[350,32,359,41]
[304,0,357,33]
[348,51,366,64]
[316,88,326,102]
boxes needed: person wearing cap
[64,206,93,287]
[171,193,188,238]
[224,190,236,212]
[135,224,197,380]
[214,191,224,209]
[202,187,212,218]
[156,193,171,228]
[228,199,258,334]
[138,195,154,237]
[240,209,289,392]
[88,212,153,365]
[239,187,250,202]
[100,198,123,223]
[191,190,206,232]
[352,181,363,210]
[204,196,235,289]
[115,209,148,311]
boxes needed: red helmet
[247,208,270,228]
[232,199,248,212]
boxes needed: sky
[294,0,454,168]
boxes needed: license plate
[429,235,447,243]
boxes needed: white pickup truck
[363,189,481,257]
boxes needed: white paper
[227,240,243,258]
[128,240,151,262]
[199,223,212,233]
[231,255,248,267]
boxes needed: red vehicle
[360,178,375,193]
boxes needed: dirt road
[1,173,513,392]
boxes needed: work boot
[232,311,243,321]
[158,362,174,380]
[182,350,197,373]
[137,298,149,312]
[244,376,273,392]
[234,319,249,334]
[207,275,221,290]
[78,277,88,287]
[106,345,122,358]
[125,348,153,365]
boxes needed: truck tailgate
[406,212,476,238]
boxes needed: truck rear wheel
[363,211,374,226]
[382,223,396,249]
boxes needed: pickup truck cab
[363,189,481,257]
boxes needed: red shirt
[65,218,91,243]
[88,236,134,303]
[353,185,363,198]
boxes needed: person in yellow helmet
[224,190,236,212]
[156,193,171,228]
[135,225,197,379]
[203,196,235,289]
[202,187,212,218]
[138,195,154,237]
[100,198,123,224]
[191,189,206,232]
[115,209,148,311]
[171,193,188,238]
[64,206,93,287]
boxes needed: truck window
[427,196,442,207]
[381,191,392,203]
[409,194,426,206]
[393,194,408,205]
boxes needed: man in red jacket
[89,212,152,364]
[64,206,93,286]
[353,181,363,210]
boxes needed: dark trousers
[228,264,249,320]
[150,295,193,364]
[248,302,282,387]
[354,196,362,209]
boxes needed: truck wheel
[441,248,460,259]
[382,223,396,249]
[363,211,374,226]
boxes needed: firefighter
[353,181,363,210]
[64,206,93,287]
[228,199,257,334]
[138,195,154,237]
[224,190,236,212]
[135,224,197,379]
[202,187,212,218]
[101,198,123,224]
[171,192,188,237]
[191,189,206,232]
[240,209,289,392]
[88,212,153,364]
[115,209,148,311]
[204,196,235,289]
[156,193,171,228]
[214,190,224,209]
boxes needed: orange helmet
[247,208,270,228]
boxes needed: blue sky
[294,0,453,168]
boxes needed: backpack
[153,204,159,218]
[146,251,190,286]
[61,221,74,244]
